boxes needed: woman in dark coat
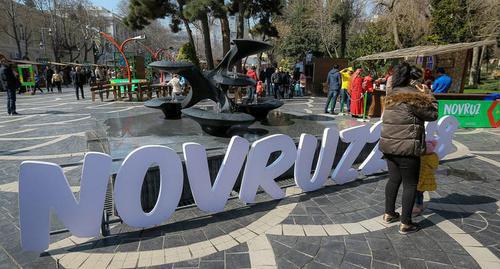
[379,62,438,234]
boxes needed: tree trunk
[477,45,486,84]
[8,3,22,59]
[236,2,245,38]
[468,46,479,87]
[220,15,231,56]
[200,14,214,69]
[182,19,196,55]
[235,2,246,72]
[391,17,402,49]
[340,21,347,58]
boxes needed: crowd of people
[243,64,306,104]
[324,64,453,117]
[0,58,131,115]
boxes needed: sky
[91,0,121,12]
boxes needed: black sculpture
[146,39,284,136]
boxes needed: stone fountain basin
[144,96,186,119]
[182,107,255,137]
[236,98,284,121]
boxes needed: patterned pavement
[0,87,499,269]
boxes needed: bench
[91,81,117,102]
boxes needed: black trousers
[55,81,62,93]
[6,88,16,114]
[384,154,420,225]
[75,84,84,99]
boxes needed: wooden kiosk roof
[356,40,497,61]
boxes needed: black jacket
[0,64,19,90]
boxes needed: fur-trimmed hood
[385,89,436,109]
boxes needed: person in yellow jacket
[339,67,353,113]
[413,140,439,216]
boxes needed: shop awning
[356,40,497,61]
[11,60,43,65]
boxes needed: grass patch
[464,78,499,94]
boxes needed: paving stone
[276,257,299,269]
[424,261,454,269]
[314,248,343,267]
[304,261,332,269]
[282,249,313,268]
[199,260,225,269]
[345,238,371,255]
[400,258,426,269]
[172,258,200,268]
[225,253,251,268]
[447,253,480,268]
[343,252,372,268]
[293,237,321,257]
[372,250,400,266]
[371,260,399,269]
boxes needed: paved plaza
[0,87,499,269]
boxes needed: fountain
[146,39,284,136]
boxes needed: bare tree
[0,0,35,59]
[373,0,431,48]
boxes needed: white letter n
[19,152,112,252]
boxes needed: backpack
[272,73,281,84]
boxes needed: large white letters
[294,127,339,192]
[114,145,183,227]
[183,136,249,212]
[19,116,460,252]
[359,121,387,175]
[435,116,459,159]
[239,134,297,203]
[332,125,370,184]
[19,152,112,252]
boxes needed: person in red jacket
[350,68,364,117]
[362,71,375,116]
[246,66,258,103]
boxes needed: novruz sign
[438,100,500,128]
[19,116,459,252]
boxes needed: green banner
[17,65,35,87]
[438,100,499,128]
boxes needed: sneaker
[383,212,400,224]
[412,206,423,217]
[11,112,19,115]
[399,223,420,235]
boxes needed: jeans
[384,154,421,225]
[325,90,340,113]
[247,87,255,103]
[266,80,273,96]
[274,84,281,99]
[75,84,85,100]
[6,88,16,114]
[341,88,350,112]
[415,191,424,206]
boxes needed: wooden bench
[91,81,117,102]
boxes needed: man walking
[325,64,341,114]
[1,59,20,115]
[271,68,282,99]
[44,66,54,93]
[75,67,86,100]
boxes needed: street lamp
[87,26,146,83]
[40,27,52,60]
